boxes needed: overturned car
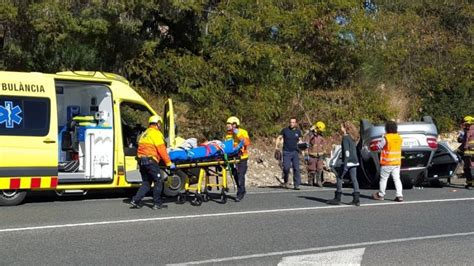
[329,117,459,188]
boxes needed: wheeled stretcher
[166,140,244,206]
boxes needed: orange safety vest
[225,128,251,159]
[137,127,172,166]
[380,133,402,166]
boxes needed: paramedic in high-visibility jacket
[130,115,176,210]
[372,121,404,202]
[225,116,251,202]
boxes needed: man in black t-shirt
[275,117,303,189]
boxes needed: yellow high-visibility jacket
[137,127,172,166]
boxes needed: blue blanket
[169,139,243,162]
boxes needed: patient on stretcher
[168,138,243,162]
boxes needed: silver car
[329,116,459,188]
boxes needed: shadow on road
[342,192,372,199]
[298,195,328,204]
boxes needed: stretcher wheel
[207,186,212,191]
[176,193,186,204]
[202,193,209,202]
[191,194,203,206]
[220,193,227,204]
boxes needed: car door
[427,142,460,178]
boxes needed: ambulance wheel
[0,190,27,206]
[191,195,203,206]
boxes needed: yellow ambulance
[0,71,178,206]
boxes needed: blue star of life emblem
[0,101,23,128]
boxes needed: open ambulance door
[121,102,150,183]
[164,98,176,148]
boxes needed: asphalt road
[1,185,473,265]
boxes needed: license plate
[403,139,418,147]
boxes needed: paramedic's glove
[274,149,282,161]
[169,163,177,170]
[233,128,239,135]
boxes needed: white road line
[0,197,473,234]
[170,232,474,265]
[278,248,366,266]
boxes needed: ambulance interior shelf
[58,113,113,180]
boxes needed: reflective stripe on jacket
[137,127,172,166]
[380,133,402,166]
[225,128,251,159]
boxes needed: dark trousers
[133,162,163,205]
[336,165,359,193]
[463,157,474,185]
[233,160,248,197]
[283,151,301,187]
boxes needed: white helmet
[148,115,163,125]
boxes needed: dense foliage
[1,0,472,137]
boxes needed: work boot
[129,200,142,209]
[372,192,384,201]
[315,171,323,187]
[394,196,404,202]
[327,191,342,205]
[351,192,360,206]
[315,177,323,188]
[151,203,168,210]
[465,181,472,190]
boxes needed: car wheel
[0,190,27,206]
